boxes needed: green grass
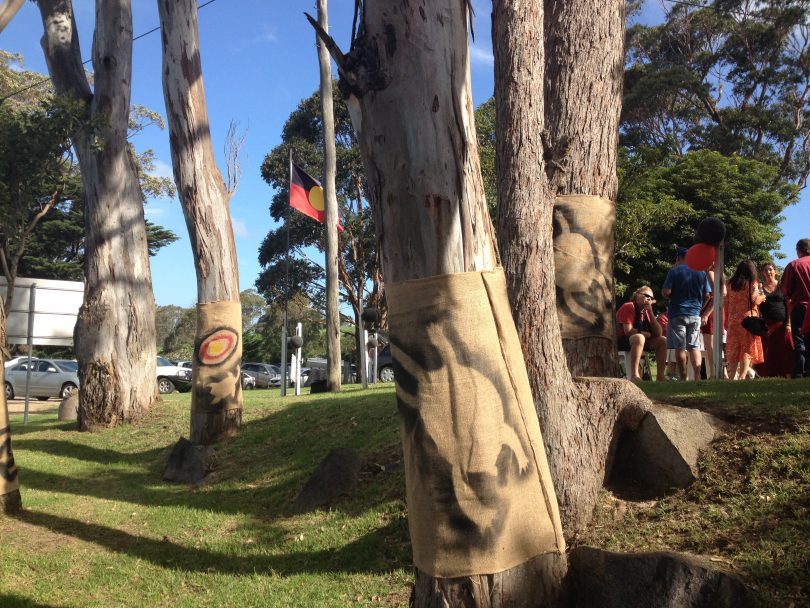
[0,385,412,608]
[1,380,808,607]
[583,378,810,607]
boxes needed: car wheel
[4,382,13,401]
[378,365,395,383]
[60,383,77,399]
[37,396,49,401]
[158,377,175,394]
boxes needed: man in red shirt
[616,286,667,381]
[782,238,810,378]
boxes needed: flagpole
[281,149,292,397]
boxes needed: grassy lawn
[1,379,808,606]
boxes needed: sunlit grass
[1,379,808,606]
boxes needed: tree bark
[0,299,21,514]
[158,0,242,445]
[0,0,24,34]
[311,2,564,605]
[544,0,625,377]
[494,0,651,537]
[38,0,158,430]
[316,0,342,392]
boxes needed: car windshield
[54,360,78,371]
[157,356,173,367]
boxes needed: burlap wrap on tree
[553,194,615,340]
[0,300,20,499]
[191,300,242,414]
[387,268,565,578]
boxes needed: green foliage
[623,0,809,186]
[616,148,798,296]
[475,97,497,216]
[0,52,177,285]
[242,293,327,363]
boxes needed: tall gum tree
[544,0,625,377]
[37,0,158,429]
[158,0,242,444]
[495,0,652,536]
[310,2,568,605]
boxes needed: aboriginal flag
[289,162,343,231]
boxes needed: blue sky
[2,1,807,307]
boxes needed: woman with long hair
[755,261,794,377]
[726,260,766,380]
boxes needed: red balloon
[685,243,716,271]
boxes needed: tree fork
[310,3,565,605]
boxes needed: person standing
[616,286,668,381]
[726,260,766,380]
[755,261,793,378]
[662,247,712,381]
[782,238,810,378]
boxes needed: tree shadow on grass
[11,388,404,520]
[14,509,410,576]
[0,595,61,608]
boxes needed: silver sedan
[4,358,79,401]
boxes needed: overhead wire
[0,0,222,104]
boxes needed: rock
[293,447,362,513]
[58,392,79,421]
[163,437,213,484]
[309,379,328,394]
[616,403,721,488]
[566,546,755,608]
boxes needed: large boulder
[566,547,754,608]
[614,403,721,489]
[293,447,362,513]
[58,392,79,421]
[163,437,214,485]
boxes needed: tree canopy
[258,86,382,327]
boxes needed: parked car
[156,356,192,394]
[172,360,193,370]
[3,356,28,369]
[376,344,395,382]
[241,362,279,388]
[241,371,256,390]
[4,358,79,400]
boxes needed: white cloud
[470,44,494,66]
[232,218,248,237]
[144,206,166,218]
[151,159,174,179]
[257,24,279,43]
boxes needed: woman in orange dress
[726,260,766,380]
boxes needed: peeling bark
[311,1,566,605]
[157,0,242,444]
[37,0,158,430]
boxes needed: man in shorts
[616,286,667,381]
[662,247,712,381]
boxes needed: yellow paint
[308,185,325,211]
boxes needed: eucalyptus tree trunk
[495,0,651,538]
[0,0,24,34]
[309,2,566,605]
[544,0,625,377]
[0,300,21,514]
[38,0,158,430]
[316,0,342,392]
[158,0,242,444]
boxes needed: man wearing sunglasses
[616,286,667,381]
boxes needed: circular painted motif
[198,328,238,365]
[308,185,325,211]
